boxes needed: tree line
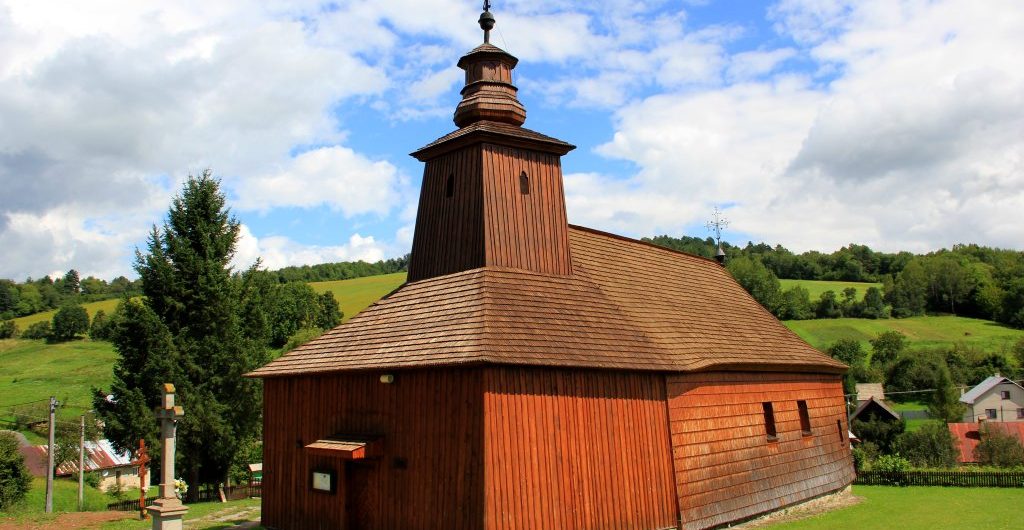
[646,235,1024,328]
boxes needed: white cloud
[232,224,388,272]
[572,0,1024,252]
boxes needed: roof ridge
[568,224,720,266]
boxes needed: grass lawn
[11,298,125,330]
[0,477,116,523]
[766,485,1024,529]
[783,315,1024,352]
[310,272,406,322]
[779,279,882,302]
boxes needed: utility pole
[45,396,57,513]
[78,415,85,511]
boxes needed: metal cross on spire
[479,1,495,43]
[705,206,730,264]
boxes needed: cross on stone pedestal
[146,383,188,530]
[132,439,151,520]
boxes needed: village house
[959,374,1024,422]
[21,439,149,492]
[948,422,1024,464]
[248,7,853,530]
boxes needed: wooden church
[249,7,854,530]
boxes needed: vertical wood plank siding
[481,144,572,277]
[408,146,485,282]
[666,372,854,530]
[483,367,678,530]
[408,143,572,282]
[262,370,484,530]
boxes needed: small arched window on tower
[519,171,529,195]
[445,174,454,198]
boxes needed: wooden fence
[855,470,1024,487]
[107,484,261,511]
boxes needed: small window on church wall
[798,400,812,435]
[762,402,777,441]
[519,171,529,195]
[445,174,454,198]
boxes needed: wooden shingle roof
[248,226,845,377]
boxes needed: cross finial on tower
[479,1,495,43]
[705,206,730,264]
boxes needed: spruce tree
[95,171,268,490]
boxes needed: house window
[797,400,812,435]
[837,419,845,446]
[762,402,777,441]
[1001,390,1011,400]
[1018,408,1024,419]
[519,171,530,195]
[445,174,454,198]
[986,409,997,420]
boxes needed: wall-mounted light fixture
[379,374,395,384]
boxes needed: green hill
[11,298,124,330]
[784,315,1024,352]
[778,279,882,301]
[0,273,408,426]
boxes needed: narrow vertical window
[762,402,777,441]
[445,174,454,198]
[798,400,812,435]
[837,419,845,445]
[519,171,529,195]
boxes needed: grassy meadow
[309,271,406,321]
[766,485,1023,529]
[783,314,1024,352]
[11,297,124,330]
[779,279,882,301]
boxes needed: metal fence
[855,470,1024,487]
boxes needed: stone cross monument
[146,383,188,530]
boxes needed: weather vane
[479,1,495,44]
[705,206,729,264]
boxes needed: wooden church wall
[262,369,485,530]
[482,367,678,530]
[666,372,855,530]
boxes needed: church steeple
[453,4,526,127]
[407,3,576,283]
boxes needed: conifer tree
[95,171,268,490]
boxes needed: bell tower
[407,3,575,282]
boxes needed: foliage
[84,471,101,489]
[885,351,946,402]
[873,453,911,473]
[860,287,887,319]
[893,422,960,468]
[815,290,842,319]
[88,309,117,341]
[0,320,17,339]
[94,171,268,492]
[50,303,90,342]
[21,321,51,340]
[272,255,409,283]
[777,286,815,320]
[869,331,906,367]
[228,438,263,486]
[927,364,966,422]
[851,414,905,454]
[974,427,1024,468]
[726,256,781,315]
[851,441,879,472]
[281,327,325,354]
[0,432,32,510]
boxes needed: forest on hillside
[645,235,1024,329]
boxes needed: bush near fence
[106,484,260,511]
[855,470,1024,487]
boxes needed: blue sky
[1,1,1022,281]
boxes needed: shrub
[852,441,880,471]
[870,331,906,367]
[852,415,905,454]
[974,427,1024,468]
[873,453,910,473]
[282,327,324,354]
[894,422,960,468]
[84,471,102,489]
[51,303,90,342]
[0,432,32,510]
[21,321,52,340]
[89,309,117,341]
[0,320,17,339]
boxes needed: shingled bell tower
[408,4,576,282]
